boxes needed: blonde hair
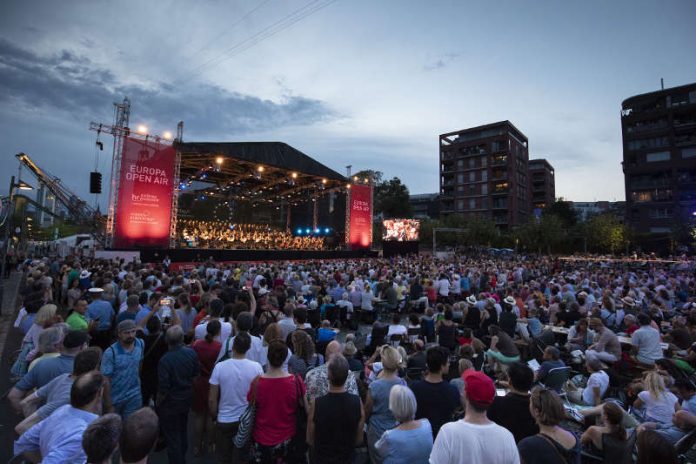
[380,346,401,372]
[35,304,58,327]
[644,371,666,399]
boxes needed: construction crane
[15,152,105,233]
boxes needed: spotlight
[364,177,369,183]
[314,228,320,234]
[136,124,148,135]
[257,165,265,172]
[353,176,358,182]
[297,228,303,235]
[163,131,173,140]
[291,172,298,179]
[305,228,311,234]
[346,184,351,189]
[321,178,327,184]
[216,156,224,165]
[324,228,330,234]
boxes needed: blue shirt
[527,317,543,337]
[101,339,144,404]
[368,377,407,435]
[86,299,114,330]
[14,404,97,463]
[135,305,157,335]
[375,419,433,464]
[15,354,75,391]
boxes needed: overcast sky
[1,0,695,206]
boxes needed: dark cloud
[0,37,335,137]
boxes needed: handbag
[233,375,261,448]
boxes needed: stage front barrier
[138,248,378,264]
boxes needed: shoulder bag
[234,375,261,448]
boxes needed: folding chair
[540,366,572,394]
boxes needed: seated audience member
[488,362,539,443]
[565,318,595,352]
[119,407,160,464]
[410,346,460,437]
[581,402,629,455]
[13,371,104,463]
[486,325,521,370]
[640,379,696,444]
[633,371,678,425]
[387,313,408,338]
[631,313,664,365]
[636,430,678,464]
[586,318,621,364]
[407,339,427,370]
[375,385,433,463]
[535,346,566,384]
[429,370,519,463]
[499,300,518,338]
[307,355,364,463]
[518,387,581,463]
[82,413,122,464]
[316,320,338,343]
[568,358,609,406]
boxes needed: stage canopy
[175,141,348,206]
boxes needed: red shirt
[192,308,207,328]
[191,339,221,377]
[249,375,306,446]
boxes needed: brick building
[439,121,529,229]
[528,158,555,211]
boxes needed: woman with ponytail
[191,320,222,456]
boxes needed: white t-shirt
[632,326,663,362]
[429,420,519,464]
[216,333,265,364]
[387,324,407,337]
[638,390,678,424]
[582,370,610,405]
[194,320,233,343]
[209,358,263,423]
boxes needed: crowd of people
[6,251,696,463]
[177,220,326,250]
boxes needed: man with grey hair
[157,325,199,464]
[307,355,364,463]
[117,294,141,324]
[305,340,359,400]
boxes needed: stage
[137,247,377,264]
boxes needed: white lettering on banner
[352,200,370,212]
[125,163,169,185]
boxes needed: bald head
[325,340,342,360]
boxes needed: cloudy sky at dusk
[1,0,695,206]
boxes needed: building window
[457,173,464,184]
[631,191,651,202]
[494,182,508,193]
[682,147,696,159]
[649,208,673,219]
[469,184,476,195]
[481,197,488,209]
[469,171,476,182]
[457,199,465,211]
[469,199,476,210]
[457,159,465,169]
[628,137,668,151]
[468,158,476,168]
[646,151,670,162]
[481,183,488,195]
[492,154,508,165]
[493,198,507,208]
[481,156,487,167]
[481,170,488,182]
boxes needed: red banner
[113,137,176,248]
[347,183,373,249]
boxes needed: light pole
[0,175,33,307]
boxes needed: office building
[409,193,440,220]
[621,83,696,236]
[529,158,555,211]
[570,201,625,223]
[439,120,529,229]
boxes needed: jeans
[217,421,249,463]
[160,408,189,464]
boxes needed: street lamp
[0,175,34,306]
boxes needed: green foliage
[584,214,627,254]
[545,199,578,227]
[353,170,411,219]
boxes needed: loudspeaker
[90,172,102,194]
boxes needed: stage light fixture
[324,228,330,234]
[364,177,369,183]
[136,124,148,135]
[291,172,298,179]
[297,228,302,235]
[314,228,320,234]
[163,131,173,140]
[353,176,358,182]
[346,184,351,189]
[321,178,327,184]
[257,165,265,172]
[305,228,311,234]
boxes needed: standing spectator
[518,387,581,463]
[176,293,197,336]
[429,370,519,464]
[66,298,92,332]
[102,320,144,418]
[251,340,308,462]
[140,316,168,407]
[306,340,360,400]
[195,298,233,342]
[82,413,122,464]
[307,355,365,463]
[22,303,59,364]
[119,407,160,464]
[8,329,88,413]
[488,362,539,443]
[191,320,222,456]
[631,313,664,365]
[209,331,264,463]
[586,318,621,364]
[374,384,433,463]
[410,346,459,438]
[157,325,200,464]
[13,371,104,463]
[288,330,323,379]
[87,287,115,351]
[365,345,407,463]
[117,295,141,324]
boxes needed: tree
[545,199,578,227]
[584,214,627,254]
[375,177,412,219]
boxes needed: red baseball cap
[463,370,495,406]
